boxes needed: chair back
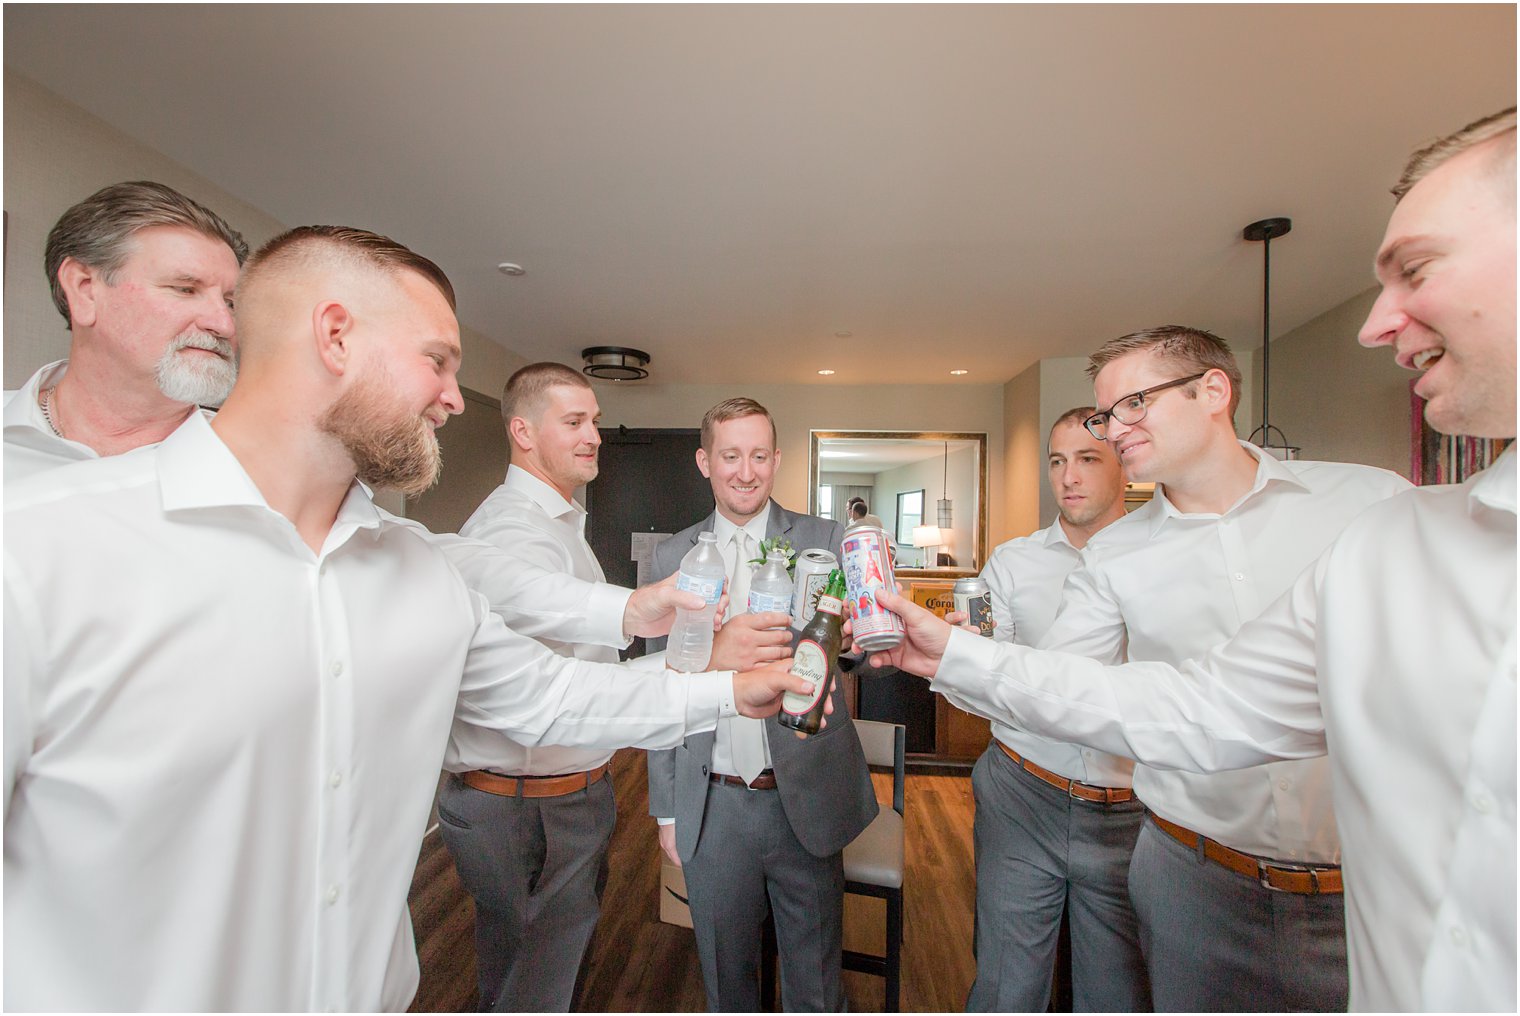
[852,717,906,815]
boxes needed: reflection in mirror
[809,431,988,572]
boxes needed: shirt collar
[1148,440,1308,534]
[505,463,583,521]
[712,501,771,549]
[1469,443,1517,517]
[1041,518,1080,552]
[157,412,381,534]
[4,359,74,440]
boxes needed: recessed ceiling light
[834,331,852,338]
[817,369,836,376]
[950,369,969,375]
[497,262,525,276]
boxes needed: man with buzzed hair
[964,407,1147,1012]
[439,361,650,1011]
[5,180,248,482]
[3,226,818,1012]
[869,107,1516,1012]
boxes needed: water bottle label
[676,571,724,605]
[782,640,829,715]
[748,591,791,615]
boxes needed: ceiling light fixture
[1242,217,1299,460]
[496,262,525,276]
[817,369,836,376]
[581,346,650,381]
[950,369,968,376]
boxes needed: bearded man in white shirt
[967,407,1147,1012]
[3,226,819,1012]
[439,361,657,1011]
[4,180,248,483]
[869,106,1516,1012]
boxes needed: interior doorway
[585,427,713,656]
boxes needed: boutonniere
[750,536,798,575]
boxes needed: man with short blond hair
[647,396,878,1012]
[871,107,1517,1012]
[964,406,1147,1012]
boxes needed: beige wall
[3,71,524,512]
[593,381,1007,545]
[872,444,978,566]
[1251,287,1411,478]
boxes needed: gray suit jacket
[646,500,879,861]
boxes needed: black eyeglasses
[1084,372,1209,440]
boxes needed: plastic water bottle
[666,531,726,672]
[748,547,794,627]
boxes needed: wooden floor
[407,751,977,1012]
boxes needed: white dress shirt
[445,464,629,776]
[969,521,1134,787]
[3,358,198,482]
[710,504,775,777]
[932,446,1515,1012]
[3,412,738,1012]
[1036,445,1410,860]
[6,360,635,654]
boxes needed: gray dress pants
[967,743,1152,1012]
[680,780,847,1012]
[437,772,616,1012]
[1128,816,1349,1011]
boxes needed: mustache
[170,330,235,359]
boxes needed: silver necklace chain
[39,385,63,438]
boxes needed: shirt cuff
[656,816,675,826]
[931,625,1004,700]
[682,670,739,733]
[586,581,635,649]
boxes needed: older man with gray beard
[4,180,247,482]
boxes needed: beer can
[840,523,905,650]
[790,549,839,630]
[953,576,995,639]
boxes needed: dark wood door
[585,427,713,655]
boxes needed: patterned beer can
[840,523,905,650]
[953,577,995,639]
[790,549,840,630]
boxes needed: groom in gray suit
[648,397,878,1011]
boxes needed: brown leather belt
[459,763,609,799]
[710,769,778,790]
[1149,813,1344,895]
[997,740,1134,804]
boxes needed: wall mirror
[808,431,988,573]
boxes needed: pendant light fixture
[1243,217,1299,460]
[936,440,953,528]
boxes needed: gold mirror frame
[808,430,989,576]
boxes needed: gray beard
[318,370,443,497]
[155,330,238,407]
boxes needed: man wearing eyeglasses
[1010,325,1410,1010]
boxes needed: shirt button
[1450,925,1469,948]
[329,770,343,789]
[1472,792,1493,814]
[325,885,340,906]
[1234,573,1245,581]
[331,660,344,677]
[1278,778,1292,791]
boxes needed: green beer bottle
[777,569,846,735]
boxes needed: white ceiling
[5,5,1513,385]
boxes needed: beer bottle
[777,569,846,735]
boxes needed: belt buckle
[1257,859,1321,893]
